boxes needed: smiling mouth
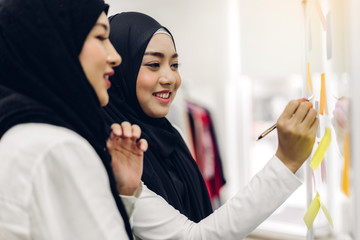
[153,92,171,99]
[104,75,111,87]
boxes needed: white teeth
[154,93,170,99]
[105,75,109,79]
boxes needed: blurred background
[105,0,360,239]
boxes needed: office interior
[106,0,360,239]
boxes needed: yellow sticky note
[319,73,328,115]
[321,202,334,228]
[310,128,331,170]
[303,192,320,230]
[303,192,334,230]
[306,62,313,94]
[342,132,350,197]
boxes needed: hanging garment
[187,101,226,209]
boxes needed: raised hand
[275,99,319,173]
[106,122,148,195]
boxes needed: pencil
[256,96,314,141]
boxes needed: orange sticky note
[306,62,313,94]
[319,73,328,115]
[342,132,350,197]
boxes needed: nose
[107,41,121,67]
[159,67,176,86]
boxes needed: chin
[148,110,169,118]
[99,96,109,107]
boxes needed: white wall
[240,0,304,77]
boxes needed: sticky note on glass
[310,128,331,170]
[321,201,334,228]
[319,73,328,115]
[321,159,327,184]
[342,132,350,197]
[304,192,321,229]
[306,62,313,94]
[303,192,334,230]
[315,0,327,31]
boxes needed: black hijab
[0,0,133,238]
[104,12,213,222]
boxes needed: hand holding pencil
[257,96,314,141]
[271,98,318,173]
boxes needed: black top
[104,12,213,222]
[0,0,132,238]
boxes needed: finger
[131,124,141,140]
[106,138,114,152]
[310,117,319,133]
[301,97,313,108]
[121,121,132,138]
[292,101,312,123]
[302,108,318,127]
[279,100,301,120]
[137,139,148,152]
[110,123,122,137]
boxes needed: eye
[96,35,107,41]
[144,63,160,69]
[171,63,179,69]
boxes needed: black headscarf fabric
[0,0,133,238]
[104,12,213,222]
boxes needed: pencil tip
[257,136,262,141]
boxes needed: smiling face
[79,11,121,106]
[136,33,181,118]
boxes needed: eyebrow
[144,51,178,59]
[95,23,109,31]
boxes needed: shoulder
[1,123,95,158]
[0,123,102,191]
[0,123,103,173]
[2,123,89,146]
[0,123,105,207]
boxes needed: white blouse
[122,156,303,240]
[0,123,137,240]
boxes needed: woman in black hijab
[0,1,147,239]
[105,11,319,240]
[104,12,213,222]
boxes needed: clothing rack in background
[186,101,226,210]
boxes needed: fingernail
[114,128,121,136]
[125,129,131,136]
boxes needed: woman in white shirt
[0,1,147,239]
[104,12,319,239]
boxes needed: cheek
[137,70,157,93]
[80,41,107,74]
[175,74,182,90]
[79,44,92,72]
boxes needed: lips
[153,92,170,99]
[153,90,171,103]
[104,75,111,87]
[104,70,114,88]
[152,90,171,99]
